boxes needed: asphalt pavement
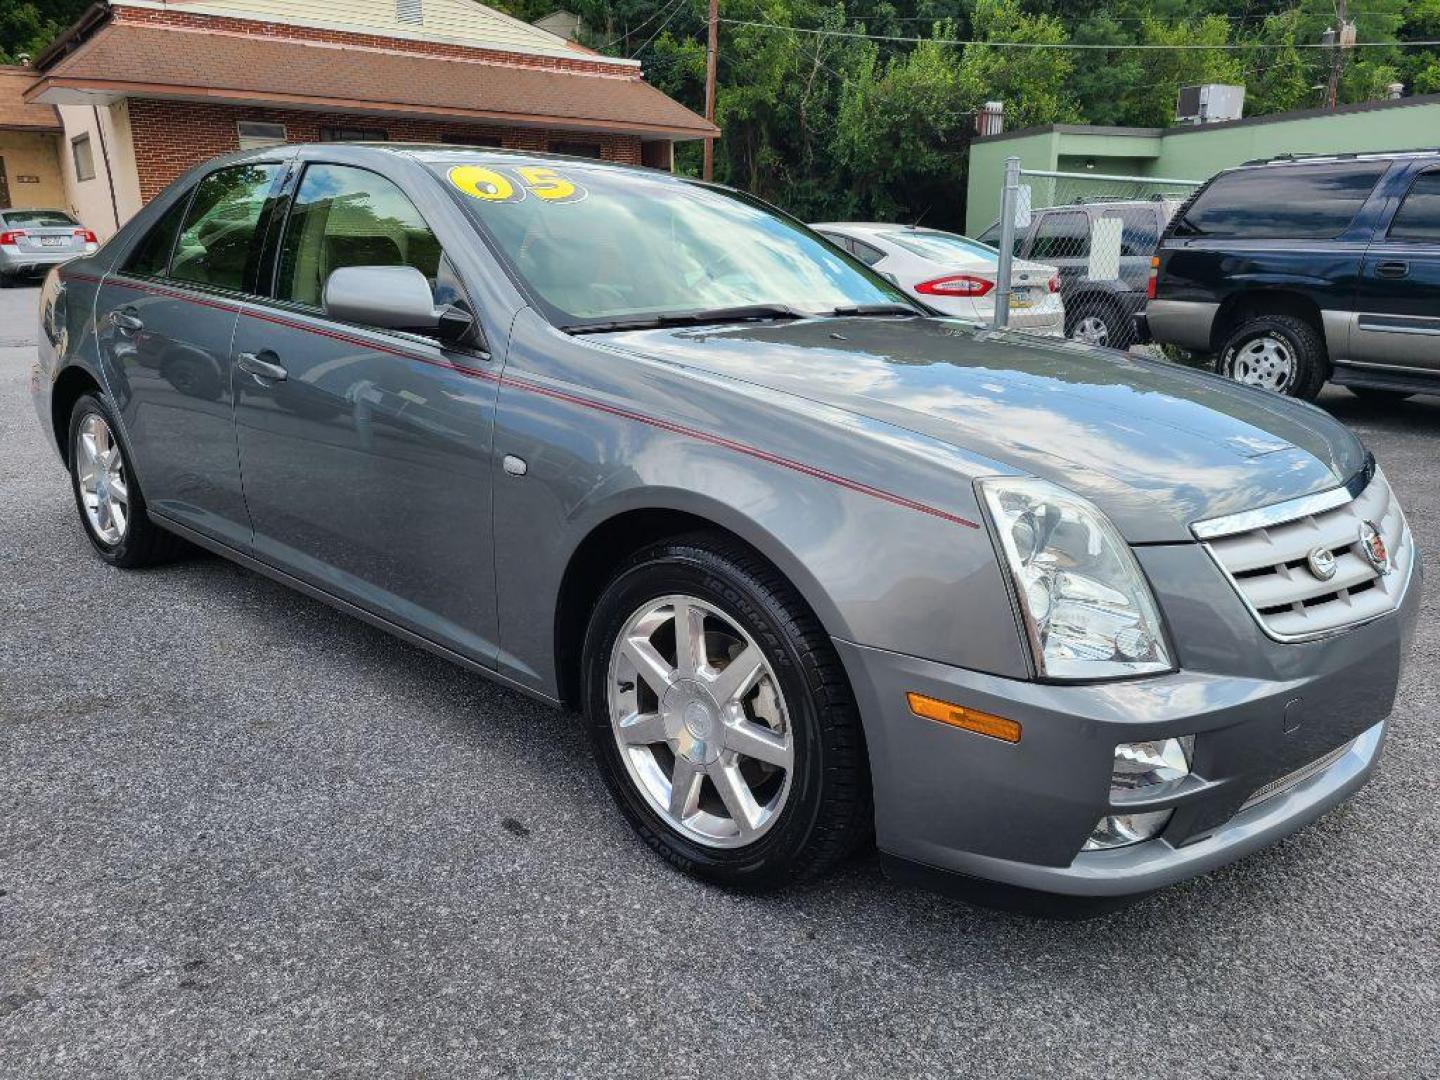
[2,283,1437,1078]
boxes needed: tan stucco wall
[0,129,65,211]
[55,101,143,240]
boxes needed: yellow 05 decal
[448,166,516,202]
[448,164,586,205]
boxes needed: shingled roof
[0,66,62,132]
[25,22,715,139]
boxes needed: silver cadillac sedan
[31,145,1420,906]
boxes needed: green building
[965,92,1440,236]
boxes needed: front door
[230,162,500,663]
[94,161,285,549]
[1353,166,1440,372]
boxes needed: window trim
[1386,166,1440,243]
[71,134,96,182]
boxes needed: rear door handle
[1376,260,1409,279]
[110,308,144,333]
[236,351,288,382]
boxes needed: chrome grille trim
[1239,739,1355,813]
[1194,465,1414,642]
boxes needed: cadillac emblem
[1306,546,1337,582]
[1358,520,1390,574]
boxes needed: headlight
[978,477,1172,680]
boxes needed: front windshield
[884,229,997,263]
[2,210,78,229]
[428,156,911,326]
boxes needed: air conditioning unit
[1176,84,1245,125]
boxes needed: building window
[71,135,96,182]
[550,141,602,159]
[442,133,502,147]
[237,121,288,150]
[397,0,422,25]
[320,126,390,143]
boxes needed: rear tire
[1067,297,1126,349]
[582,533,871,891]
[1218,314,1328,401]
[67,392,188,568]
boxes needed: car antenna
[909,205,931,230]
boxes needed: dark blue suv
[1139,151,1440,401]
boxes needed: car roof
[1238,148,1440,168]
[811,222,951,235]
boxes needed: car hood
[599,317,1368,543]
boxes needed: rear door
[94,159,287,549]
[1353,164,1440,372]
[229,158,501,663]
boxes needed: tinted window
[850,238,887,266]
[123,196,191,277]
[1,209,78,228]
[1388,170,1440,241]
[1108,207,1161,256]
[551,142,602,159]
[1030,212,1089,259]
[277,164,443,308]
[883,229,996,263]
[1176,162,1386,239]
[431,157,908,324]
[170,164,280,291]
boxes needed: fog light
[1111,736,1194,790]
[1084,810,1173,850]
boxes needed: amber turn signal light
[906,693,1021,744]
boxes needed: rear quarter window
[1175,161,1387,240]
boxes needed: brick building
[23,0,715,237]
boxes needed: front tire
[1218,314,1328,401]
[582,534,870,890]
[67,392,188,568]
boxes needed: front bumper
[836,553,1421,898]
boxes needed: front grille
[1195,466,1414,641]
[1239,739,1355,813]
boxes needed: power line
[629,0,692,58]
[718,17,1439,50]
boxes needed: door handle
[110,308,144,333]
[1376,260,1409,279]
[236,351,288,383]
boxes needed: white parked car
[810,222,1064,335]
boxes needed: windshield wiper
[827,303,924,317]
[565,304,809,335]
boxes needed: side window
[123,193,192,277]
[276,164,443,309]
[850,238,886,267]
[1388,170,1440,242]
[1175,162,1386,239]
[1030,213,1089,260]
[817,231,853,255]
[1113,208,1160,256]
[170,163,281,291]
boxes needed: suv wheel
[1218,314,1328,401]
[582,533,870,890]
[1067,298,1123,349]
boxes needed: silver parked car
[812,222,1065,336]
[31,146,1420,906]
[0,208,98,285]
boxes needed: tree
[0,1,90,64]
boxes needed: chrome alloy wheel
[76,413,129,546]
[1074,315,1110,346]
[1229,335,1295,393]
[608,594,793,848]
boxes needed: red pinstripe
[75,272,981,530]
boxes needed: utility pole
[1324,1,1355,111]
[703,0,718,180]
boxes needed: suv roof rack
[1071,194,1175,205]
[1241,149,1440,166]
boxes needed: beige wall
[0,130,65,210]
[55,101,143,240]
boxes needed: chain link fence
[990,158,1202,350]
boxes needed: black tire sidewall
[1069,298,1119,346]
[582,543,831,888]
[67,393,145,565]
